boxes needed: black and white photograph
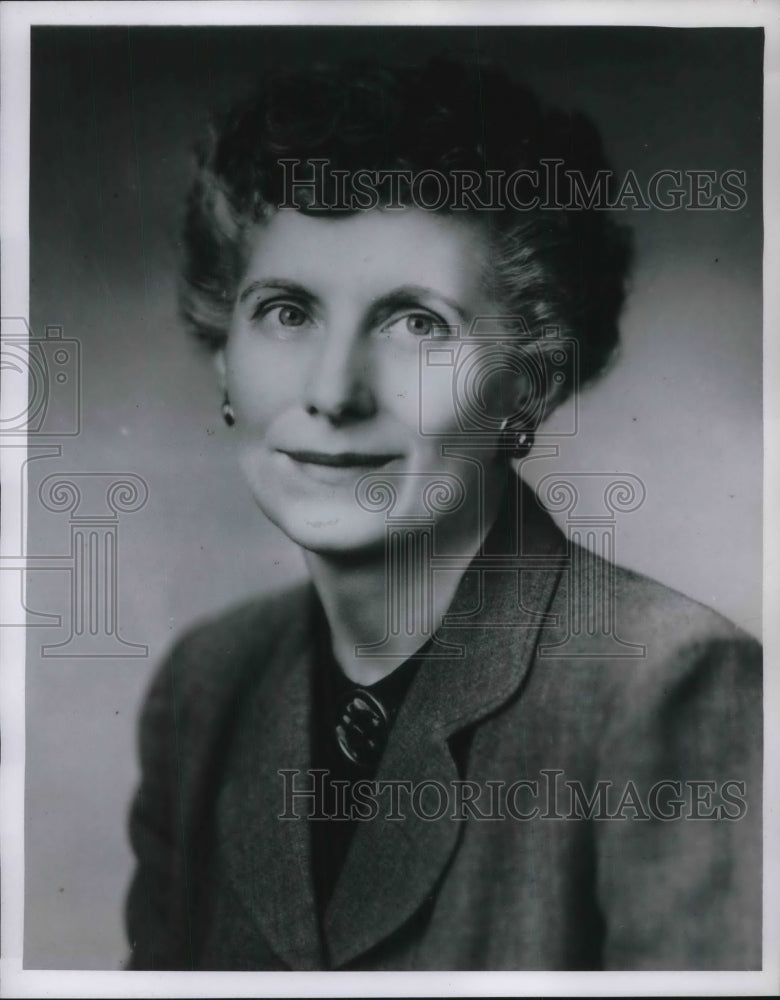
[1,0,778,995]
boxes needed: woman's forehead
[240,208,491,302]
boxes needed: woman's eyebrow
[369,285,470,322]
[238,278,317,304]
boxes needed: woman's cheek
[232,380,290,432]
[400,357,460,437]
[227,343,305,429]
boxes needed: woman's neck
[304,473,510,686]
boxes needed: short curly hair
[180,56,632,400]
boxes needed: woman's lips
[276,448,403,487]
[279,449,402,469]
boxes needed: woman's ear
[504,370,538,427]
[506,342,572,428]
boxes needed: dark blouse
[309,599,427,913]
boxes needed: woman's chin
[256,497,389,558]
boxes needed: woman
[125,57,761,971]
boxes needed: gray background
[26,26,763,967]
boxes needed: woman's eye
[276,304,307,327]
[382,312,442,339]
[250,300,312,337]
[405,313,435,337]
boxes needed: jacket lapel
[218,587,324,970]
[325,477,566,967]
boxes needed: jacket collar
[222,475,566,969]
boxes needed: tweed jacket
[125,479,762,971]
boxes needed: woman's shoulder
[136,581,312,735]
[521,475,760,655]
[607,557,760,652]
[562,554,763,716]
[542,539,761,709]
[167,579,312,668]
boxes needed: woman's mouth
[279,449,402,469]
[277,448,403,487]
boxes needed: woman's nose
[303,330,377,423]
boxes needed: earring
[499,417,534,459]
[221,394,235,427]
[511,429,534,458]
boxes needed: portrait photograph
[1,1,778,996]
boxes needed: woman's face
[222,208,522,555]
